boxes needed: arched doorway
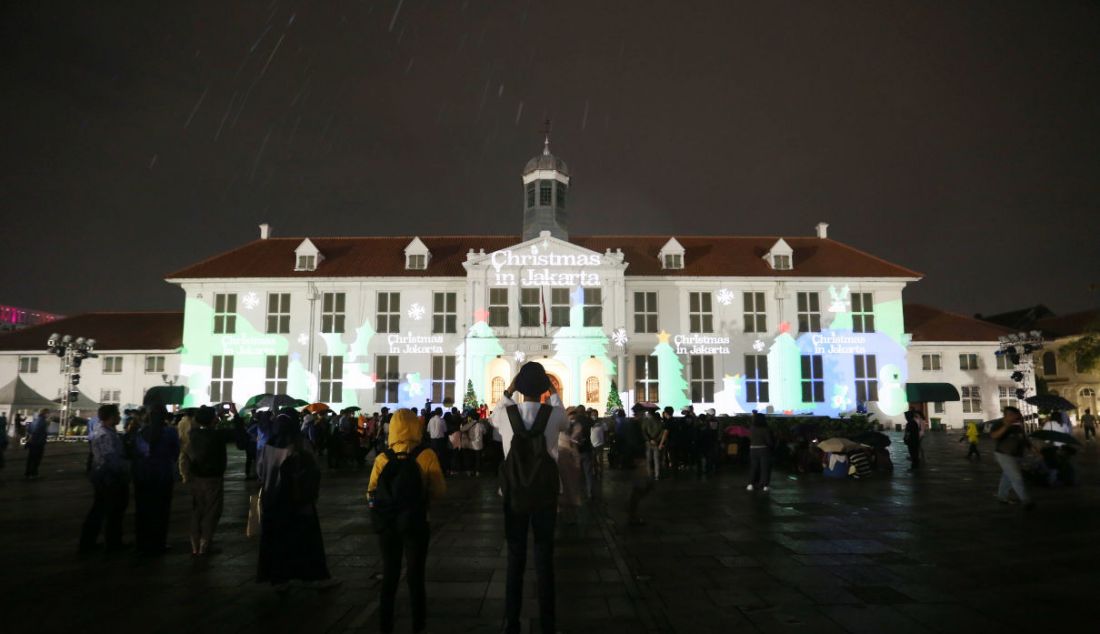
[540,374,563,403]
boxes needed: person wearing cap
[490,362,567,634]
[182,405,227,555]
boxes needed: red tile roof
[0,312,183,352]
[1035,309,1100,338]
[905,304,1016,342]
[166,235,922,280]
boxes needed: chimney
[259,223,271,240]
[815,222,828,239]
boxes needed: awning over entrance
[0,376,57,409]
[905,383,961,403]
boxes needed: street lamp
[46,333,97,437]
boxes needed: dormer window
[403,236,431,271]
[407,254,427,270]
[664,253,683,269]
[658,237,685,270]
[773,254,791,270]
[294,238,321,271]
[764,238,794,271]
[296,255,316,271]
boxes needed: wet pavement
[1,431,1098,633]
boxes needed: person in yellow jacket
[961,421,981,460]
[367,408,445,634]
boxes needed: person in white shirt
[426,408,449,474]
[489,363,566,634]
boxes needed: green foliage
[463,379,479,410]
[605,379,623,414]
[1058,329,1100,374]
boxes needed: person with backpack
[367,408,445,634]
[181,405,227,556]
[490,363,566,634]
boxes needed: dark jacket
[186,426,227,478]
[749,425,774,448]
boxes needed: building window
[102,356,123,374]
[1042,351,1057,375]
[851,292,874,333]
[663,253,683,269]
[321,292,346,334]
[634,355,659,402]
[633,291,658,333]
[431,355,456,404]
[432,292,457,334]
[407,254,427,270]
[266,293,291,334]
[375,355,399,404]
[585,376,600,403]
[800,354,825,403]
[295,254,316,271]
[213,293,237,334]
[491,377,506,403]
[520,288,541,328]
[99,389,121,405]
[526,183,535,208]
[689,355,715,403]
[773,254,791,270]
[796,292,820,333]
[488,288,509,327]
[745,355,769,403]
[1075,354,1089,374]
[959,353,979,371]
[210,355,233,402]
[550,288,570,327]
[583,288,602,327]
[689,292,713,333]
[376,292,400,334]
[264,355,288,394]
[144,355,165,374]
[998,386,1017,412]
[743,292,766,333]
[539,181,552,205]
[933,401,945,414]
[961,386,981,413]
[854,354,878,404]
[319,355,342,402]
[996,354,1012,371]
[921,354,941,371]
[556,182,566,209]
[18,356,39,373]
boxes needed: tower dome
[522,124,570,241]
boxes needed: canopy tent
[0,376,57,410]
[905,383,961,403]
[53,391,100,410]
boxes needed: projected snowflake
[406,373,423,397]
[611,328,629,347]
[752,339,766,352]
[297,333,309,346]
[514,350,526,364]
[715,288,734,306]
[241,292,260,311]
[407,303,426,321]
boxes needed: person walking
[490,363,566,634]
[23,408,50,479]
[961,421,981,460]
[556,409,585,523]
[426,408,449,476]
[131,407,180,555]
[746,412,774,492]
[182,405,227,556]
[79,404,130,553]
[1083,408,1096,442]
[589,415,606,481]
[903,410,922,472]
[367,408,446,634]
[991,406,1033,509]
[461,412,485,476]
[642,410,666,481]
[256,407,336,591]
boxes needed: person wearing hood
[131,406,180,555]
[367,408,445,634]
[182,405,227,555]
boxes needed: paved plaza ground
[1,431,1098,633]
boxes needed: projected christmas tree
[463,379,479,410]
[605,379,623,413]
[550,287,616,403]
[653,331,690,410]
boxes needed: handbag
[246,489,262,538]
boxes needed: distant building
[905,304,1017,429]
[0,304,62,332]
[1032,310,1100,417]
[0,312,183,419]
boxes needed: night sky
[2,1,1097,317]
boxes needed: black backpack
[371,446,428,533]
[500,404,559,514]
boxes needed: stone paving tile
[2,431,1099,632]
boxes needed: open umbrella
[243,393,273,411]
[817,437,862,453]
[1025,394,1076,411]
[341,406,362,414]
[305,402,331,414]
[1029,430,1080,446]
[853,431,891,448]
[257,394,307,411]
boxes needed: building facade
[165,145,923,421]
[1032,310,1100,418]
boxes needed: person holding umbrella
[991,406,1034,509]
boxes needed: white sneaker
[746,484,754,491]
[762,486,770,492]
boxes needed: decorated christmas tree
[653,331,690,410]
[605,379,623,414]
[463,379,479,410]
